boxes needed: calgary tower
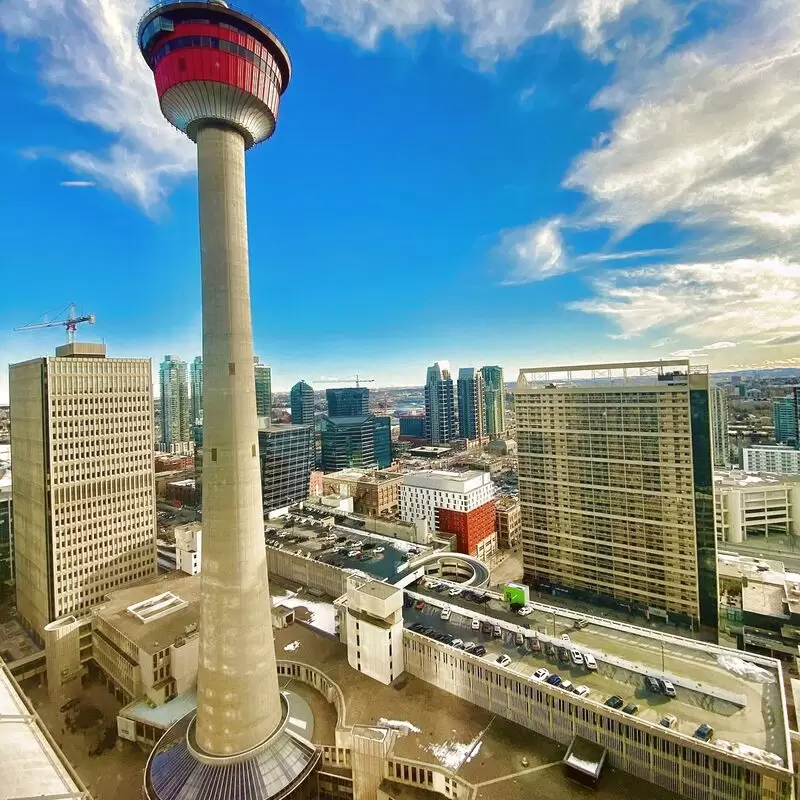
[138,2,319,797]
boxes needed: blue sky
[2,0,800,401]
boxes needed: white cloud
[1,0,194,211]
[299,0,679,63]
[499,218,569,283]
[60,180,95,187]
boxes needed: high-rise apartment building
[710,385,730,467]
[515,360,717,629]
[290,380,315,426]
[189,356,203,425]
[424,361,455,445]
[773,393,799,445]
[9,343,157,637]
[257,424,314,512]
[327,387,369,417]
[480,365,505,437]
[158,355,190,452]
[253,356,272,418]
[744,445,800,475]
[457,367,486,440]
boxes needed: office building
[189,355,203,424]
[495,496,521,549]
[290,379,315,426]
[138,1,320,794]
[322,469,404,516]
[258,423,314,512]
[744,445,800,475]
[457,367,486,440]
[253,355,272,418]
[399,470,497,560]
[158,354,190,452]
[715,471,800,543]
[320,416,376,470]
[772,394,798,445]
[480,365,505,436]
[711,385,730,467]
[9,343,157,636]
[327,387,369,417]
[398,414,426,440]
[424,361,455,445]
[374,414,392,468]
[515,360,717,629]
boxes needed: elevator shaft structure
[138,3,319,798]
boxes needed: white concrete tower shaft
[195,123,281,756]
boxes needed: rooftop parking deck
[403,581,790,766]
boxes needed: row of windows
[151,35,281,87]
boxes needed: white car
[448,587,462,597]
[496,654,512,667]
[471,618,480,630]
[440,607,451,621]
[573,685,590,698]
[373,546,384,553]
[517,606,534,616]
[570,650,584,667]
[584,653,597,670]
[533,668,550,681]
[561,634,571,643]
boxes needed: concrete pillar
[194,124,281,756]
[43,616,82,705]
[727,490,743,544]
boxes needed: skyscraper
[515,360,717,629]
[258,423,314,511]
[190,356,203,425]
[254,356,272,418]
[710,385,730,467]
[320,416,376,470]
[457,367,486,440]
[290,380,315,426]
[773,394,799,445]
[327,387,369,416]
[374,415,392,468]
[9,343,157,637]
[159,354,190,451]
[480,365,505,437]
[425,361,455,444]
[139,1,319,793]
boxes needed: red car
[415,600,425,610]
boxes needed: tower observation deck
[138,2,319,798]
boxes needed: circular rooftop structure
[137,0,292,148]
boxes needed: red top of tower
[138,1,292,148]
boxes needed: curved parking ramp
[563,735,607,788]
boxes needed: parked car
[441,607,451,621]
[515,632,525,646]
[496,654,512,667]
[471,618,480,630]
[575,618,589,629]
[528,636,542,653]
[451,638,464,649]
[518,606,534,616]
[533,668,550,681]
[464,642,476,652]
[473,645,487,656]
[660,679,677,698]
[374,546,384,553]
[347,550,359,557]
[694,724,714,742]
[573,685,590,698]
[645,676,661,694]
[570,650,584,667]
[448,587,462,597]
[415,600,425,611]
[544,642,556,657]
[410,623,424,632]
[492,625,502,639]
[482,621,494,635]
[622,704,639,716]
[546,674,562,687]
[660,714,678,729]
[605,695,624,709]
[560,680,574,693]
[583,653,597,670]
[557,647,570,663]
[561,634,571,643]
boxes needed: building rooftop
[354,579,400,601]
[715,470,800,488]
[0,660,90,800]
[94,573,200,655]
[495,496,519,511]
[401,470,490,492]
[323,469,405,486]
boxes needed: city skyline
[5,1,800,404]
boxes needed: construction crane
[15,303,95,344]
[317,374,375,388]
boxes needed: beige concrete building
[323,468,404,517]
[495,496,521,549]
[9,343,157,638]
[515,360,718,629]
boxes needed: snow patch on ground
[378,718,421,735]
[422,735,482,771]
[283,641,301,652]
[272,590,338,637]
[717,655,775,683]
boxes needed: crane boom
[317,374,375,388]
[15,303,96,344]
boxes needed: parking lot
[403,583,787,763]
